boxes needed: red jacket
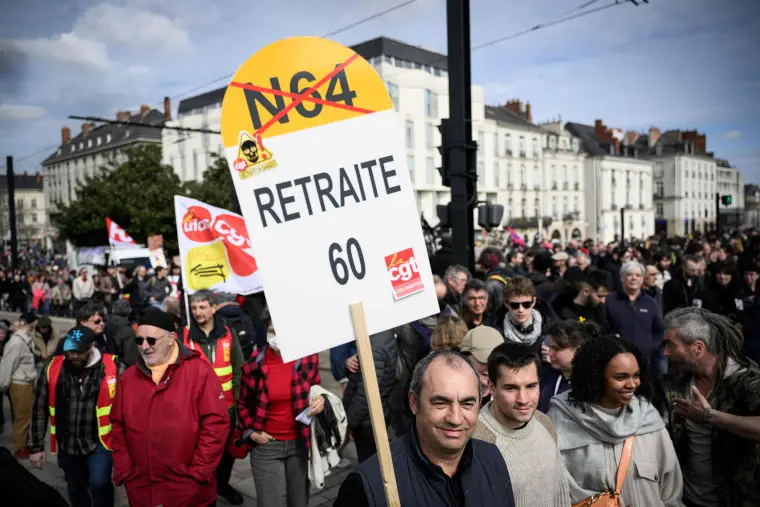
[110,342,230,507]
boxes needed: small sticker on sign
[385,248,424,300]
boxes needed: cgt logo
[385,248,425,301]
[181,206,257,277]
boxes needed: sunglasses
[508,301,533,310]
[135,331,173,347]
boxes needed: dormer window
[572,139,579,152]
[609,144,615,155]
[656,144,663,156]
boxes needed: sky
[1,0,758,184]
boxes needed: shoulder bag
[572,435,636,507]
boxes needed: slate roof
[484,105,542,131]
[175,37,448,117]
[177,87,227,115]
[564,122,610,157]
[351,36,447,71]
[42,109,165,165]
[633,129,715,159]
[0,174,44,191]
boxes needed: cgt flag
[174,195,263,295]
[105,218,139,248]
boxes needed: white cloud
[73,3,191,52]
[0,104,46,121]
[3,34,111,70]
[724,130,742,140]
[126,64,150,75]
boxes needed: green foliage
[182,153,235,211]
[54,144,182,252]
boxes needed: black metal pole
[715,192,720,236]
[6,156,18,270]
[446,0,475,273]
[620,207,625,245]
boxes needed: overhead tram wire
[150,0,421,109]
[0,143,62,172]
[380,0,644,83]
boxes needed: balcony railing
[562,182,569,190]
[574,182,580,191]
[551,183,557,190]
[506,216,554,229]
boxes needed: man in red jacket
[110,309,230,507]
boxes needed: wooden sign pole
[349,302,401,507]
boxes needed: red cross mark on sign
[229,53,376,137]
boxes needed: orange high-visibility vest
[182,327,234,408]
[47,353,118,454]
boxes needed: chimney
[82,123,91,137]
[116,111,130,122]
[624,130,639,146]
[525,102,532,123]
[648,127,661,147]
[61,126,71,145]
[140,104,150,116]
[681,130,707,154]
[594,119,606,139]
[163,96,172,121]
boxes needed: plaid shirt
[29,359,105,455]
[237,349,320,449]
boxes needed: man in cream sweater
[473,343,570,507]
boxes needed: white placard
[229,111,438,361]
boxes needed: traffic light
[720,195,732,206]
[436,203,451,228]
[437,119,451,187]
[477,202,504,229]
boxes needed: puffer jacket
[342,330,397,430]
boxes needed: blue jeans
[57,444,114,507]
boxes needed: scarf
[503,310,542,346]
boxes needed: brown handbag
[572,436,636,507]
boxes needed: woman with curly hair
[548,335,684,506]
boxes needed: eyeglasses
[92,319,103,325]
[136,331,173,347]
[508,301,533,310]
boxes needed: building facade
[745,184,760,229]
[42,101,171,213]
[0,173,51,249]
[566,120,655,244]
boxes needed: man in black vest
[333,350,516,507]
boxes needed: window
[506,163,511,186]
[386,82,399,110]
[505,134,512,154]
[405,120,414,148]
[493,163,500,188]
[407,155,415,182]
[106,134,111,143]
[562,166,568,184]
[519,167,525,188]
[493,133,499,156]
[31,198,37,209]
[519,136,526,155]
[96,137,101,146]
[572,167,578,184]
[655,181,664,196]
[87,140,92,148]
[551,197,557,218]
[532,138,539,156]
[507,199,513,220]
[572,139,579,152]
[477,161,484,180]
[477,131,484,155]
[425,123,434,150]
[574,196,579,212]
[562,196,568,214]
[549,137,556,150]
[193,151,199,180]
[425,157,434,185]
[424,89,438,117]
[521,198,526,218]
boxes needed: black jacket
[333,428,515,507]
[342,330,398,430]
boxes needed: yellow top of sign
[221,36,393,147]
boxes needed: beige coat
[557,427,684,507]
[31,328,61,364]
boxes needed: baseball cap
[63,326,97,353]
[460,327,504,363]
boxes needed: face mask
[267,332,279,350]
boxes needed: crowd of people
[0,229,758,507]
